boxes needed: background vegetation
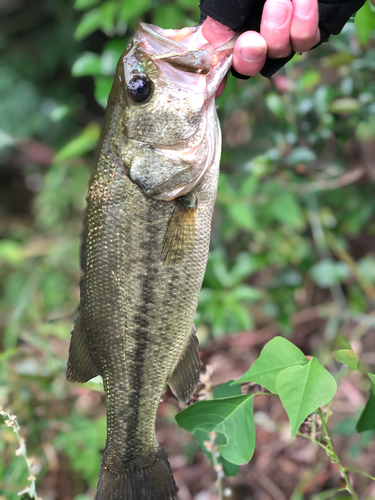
[1,0,375,498]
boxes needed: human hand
[202,0,319,78]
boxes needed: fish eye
[128,76,153,103]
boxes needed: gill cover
[120,23,233,201]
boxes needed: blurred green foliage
[1,0,375,498]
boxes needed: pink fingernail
[265,3,289,27]
[240,45,266,63]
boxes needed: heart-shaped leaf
[176,395,255,465]
[234,337,308,393]
[275,358,337,439]
[335,349,359,371]
[356,373,375,432]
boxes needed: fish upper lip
[137,22,234,76]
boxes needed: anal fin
[167,326,201,403]
[161,194,197,266]
[66,316,100,383]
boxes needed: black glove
[199,0,366,77]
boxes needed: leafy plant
[176,337,375,499]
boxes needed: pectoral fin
[161,194,197,266]
[167,326,201,403]
[66,316,100,383]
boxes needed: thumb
[201,16,236,48]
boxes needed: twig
[200,366,224,500]
[286,166,365,193]
[345,468,375,482]
[306,193,349,345]
[250,469,287,500]
[297,408,359,500]
[0,409,41,499]
[325,231,375,300]
[316,408,359,500]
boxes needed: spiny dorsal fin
[167,326,200,403]
[161,194,197,266]
[66,316,101,383]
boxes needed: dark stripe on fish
[126,203,159,460]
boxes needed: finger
[201,16,235,48]
[260,0,293,59]
[232,31,267,76]
[290,0,320,52]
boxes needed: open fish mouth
[136,22,234,100]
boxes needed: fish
[66,22,233,500]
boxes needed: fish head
[105,23,233,199]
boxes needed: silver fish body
[67,23,233,500]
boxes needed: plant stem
[201,367,224,500]
[0,409,40,499]
[316,408,358,500]
[209,431,224,500]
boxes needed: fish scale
[66,21,233,500]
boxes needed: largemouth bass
[66,22,233,500]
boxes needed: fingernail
[265,2,289,27]
[240,45,266,63]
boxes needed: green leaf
[297,69,321,91]
[72,52,101,77]
[309,259,351,288]
[334,349,359,371]
[239,174,259,196]
[75,7,105,40]
[229,253,259,285]
[74,0,100,10]
[221,457,240,476]
[176,395,255,465]
[227,201,256,231]
[355,0,375,46]
[75,2,116,41]
[275,358,337,438]
[53,414,106,485]
[329,98,361,114]
[287,147,317,165]
[356,115,375,141]
[265,92,284,118]
[356,373,375,432]
[270,192,304,229]
[232,285,263,302]
[213,380,242,399]
[335,335,352,350]
[152,4,188,29]
[0,240,24,265]
[54,123,101,162]
[94,75,113,108]
[119,0,151,23]
[234,337,308,393]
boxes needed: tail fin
[96,447,176,500]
